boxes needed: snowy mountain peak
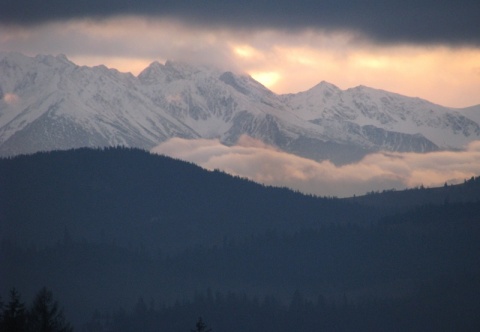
[0,53,479,164]
[311,80,341,92]
[219,71,253,95]
[34,53,73,66]
[163,60,210,79]
[138,61,165,83]
[139,60,220,85]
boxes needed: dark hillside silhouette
[81,276,480,332]
[348,175,480,210]
[3,199,480,328]
[1,147,480,330]
[0,147,371,253]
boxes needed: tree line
[81,278,480,332]
[3,198,480,330]
[0,288,72,332]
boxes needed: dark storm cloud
[1,0,479,45]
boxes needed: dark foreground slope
[1,148,480,331]
[348,176,480,211]
[0,147,369,252]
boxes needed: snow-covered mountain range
[1,52,479,164]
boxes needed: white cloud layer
[151,136,480,198]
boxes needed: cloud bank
[2,18,480,108]
[151,136,480,198]
[2,0,479,46]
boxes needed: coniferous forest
[1,147,480,331]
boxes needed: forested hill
[1,147,479,253]
[2,147,480,330]
[349,176,480,210]
[0,147,370,253]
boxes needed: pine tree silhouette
[1,288,27,332]
[27,287,73,332]
[191,317,212,332]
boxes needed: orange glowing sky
[1,17,479,108]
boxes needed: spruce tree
[27,287,73,332]
[1,288,27,332]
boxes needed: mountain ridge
[1,52,479,163]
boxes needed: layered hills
[1,148,480,330]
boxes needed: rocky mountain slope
[1,52,479,163]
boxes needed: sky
[1,0,480,108]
